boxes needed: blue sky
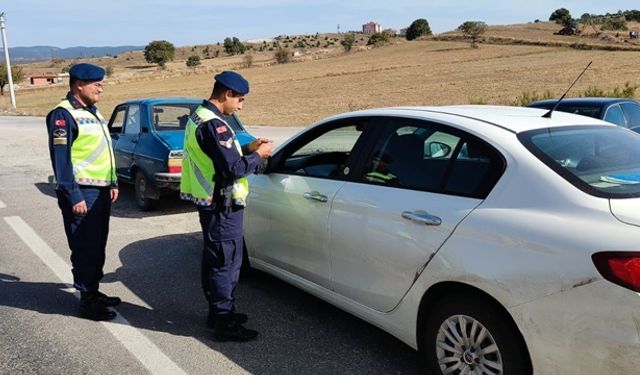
[3,1,638,47]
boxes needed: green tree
[0,64,24,96]
[186,55,201,70]
[367,32,390,46]
[601,14,628,31]
[549,8,573,27]
[144,40,176,68]
[105,66,114,77]
[406,18,432,40]
[341,33,356,52]
[458,21,488,48]
[223,37,246,55]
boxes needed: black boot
[213,314,258,342]
[207,310,248,328]
[80,293,117,321]
[96,291,121,307]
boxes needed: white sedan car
[244,106,640,375]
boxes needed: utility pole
[0,12,16,109]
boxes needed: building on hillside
[30,73,68,86]
[363,21,381,34]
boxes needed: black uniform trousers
[56,186,111,293]
[197,204,243,315]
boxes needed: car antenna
[542,61,592,118]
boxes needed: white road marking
[3,216,186,375]
[0,200,6,208]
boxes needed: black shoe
[96,291,121,307]
[207,311,249,328]
[213,315,258,342]
[79,299,117,321]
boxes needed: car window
[152,104,198,131]
[603,105,627,127]
[124,105,141,135]
[620,102,640,128]
[520,126,640,198]
[109,107,126,134]
[360,119,504,198]
[275,123,365,178]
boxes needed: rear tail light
[168,150,183,174]
[592,252,640,292]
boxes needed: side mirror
[426,141,451,158]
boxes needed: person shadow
[2,233,420,374]
[33,180,194,219]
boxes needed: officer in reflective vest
[180,71,272,342]
[46,63,121,321]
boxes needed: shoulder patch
[219,138,234,149]
[55,119,66,127]
[52,128,67,138]
[216,125,228,134]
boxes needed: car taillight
[168,150,183,174]
[592,252,640,292]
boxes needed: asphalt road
[0,116,421,375]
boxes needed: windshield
[151,103,246,133]
[519,126,640,198]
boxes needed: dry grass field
[3,22,640,126]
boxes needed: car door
[115,104,141,180]
[245,118,373,288]
[329,117,505,312]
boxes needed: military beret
[69,63,105,81]
[215,71,249,95]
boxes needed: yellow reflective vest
[180,105,249,206]
[55,100,116,187]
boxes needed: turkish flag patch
[216,125,228,134]
[55,119,66,127]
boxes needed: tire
[423,294,530,375]
[134,171,158,211]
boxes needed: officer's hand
[248,138,271,153]
[255,141,273,159]
[110,188,119,203]
[72,200,87,215]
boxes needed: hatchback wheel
[135,171,158,211]
[423,294,530,375]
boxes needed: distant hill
[3,45,144,62]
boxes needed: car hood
[610,198,640,227]
[155,131,184,150]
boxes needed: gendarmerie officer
[46,63,121,321]
[180,71,272,342]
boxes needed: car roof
[118,97,203,106]
[528,97,638,106]
[326,105,612,134]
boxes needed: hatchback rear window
[519,126,640,198]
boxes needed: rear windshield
[151,103,245,133]
[519,126,640,198]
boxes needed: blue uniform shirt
[195,100,262,240]
[45,92,115,206]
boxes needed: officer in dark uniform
[181,71,272,341]
[46,63,121,321]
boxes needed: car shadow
[34,181,194,219]
[108,233,420,374]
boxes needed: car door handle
[402,210,442,226]
[303,191,328,203]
